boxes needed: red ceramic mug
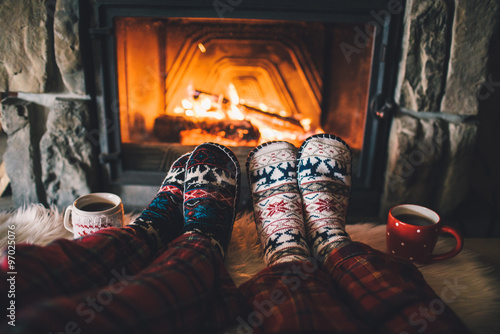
[386,204,463,263]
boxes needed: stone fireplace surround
[0,0,499,236]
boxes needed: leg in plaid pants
[1,229,469,334]
[239,242,471,334]
[0,228,243,333]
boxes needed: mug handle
[429,226,463,262]
[64,205,75,233]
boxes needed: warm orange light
[227,84,239,105]
[174,107,184,114]
[198,43,207,53]
[200,97,212,110]
[181,99,193,109]
[115,17,371,150]
[228,105,244,120]
[300,118,312,132]
[166,83,320,146]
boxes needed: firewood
[153,114,260,143]
[239,104,305,134]
[192,89,305,133]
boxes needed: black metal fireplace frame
[90,0,405,213]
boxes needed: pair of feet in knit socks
[131,133,351,265]
[130,142,240,259]
[246,134,352,265]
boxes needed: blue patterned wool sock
[246,141,310,265]
[130,153,190,251]
[297,134,352,261]
[183,143,240,259]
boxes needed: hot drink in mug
[64,193,124,238]
[386,204,463,263]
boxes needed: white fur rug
[1,205,499,334]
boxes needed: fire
[116,17,371,152]
[228,105,245,121]
[165,83,323,146]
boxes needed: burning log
[238,104,305,134]
[156,86,310,146]
[153,114,260,145]
[193,89,306,134]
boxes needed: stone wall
[381,0,500,218]
[0,0,54,93]
[0,0,94,208]
[41,99,95,206]
[380,110,478,217]
[0,100,42,205]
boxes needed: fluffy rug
[1,205,499,333]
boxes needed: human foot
[297,134,352,261]
[247,141,309,265]
[183,143,241,259]
[131,152,190,250]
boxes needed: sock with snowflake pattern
[130,152,190,251]
[183,143,240,259]
[297,134,352,262]
[247,141,310,265]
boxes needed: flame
[228,105,244,120]
[300,118,312,132]
[200,97,212,110]
[170,83,322,146]
[228,83,240,105]
[174,106,185,114]
[174,85,245,122]
[198,43,207,53]
[181,99,193,109]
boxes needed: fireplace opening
[92,1,403,212]
[115,17,373,150]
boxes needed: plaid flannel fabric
[324,242,471,334]
[239,260,369,334]
[1,229,243,333]
[1,227,470,334]
[239,242,471,334]
[1,227,152,310]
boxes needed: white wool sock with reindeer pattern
[297,134,352,262]
[246,141,310,266]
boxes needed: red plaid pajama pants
[0,227,470,334]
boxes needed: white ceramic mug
[64,193,124,238]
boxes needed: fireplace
[92,0,404,212]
